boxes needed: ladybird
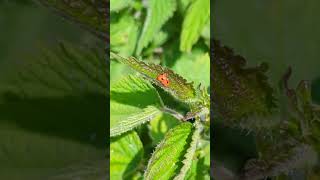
[157,73,170,87]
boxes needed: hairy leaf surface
[111,53,196,104]
[110,75,162,137]
[174,121,202,179]
[212,40,276,125]
[144,122,194,180]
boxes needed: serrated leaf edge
[174,121,202,180]
[110,106,162,137]
[144,123,193,179]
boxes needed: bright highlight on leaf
[110,0,132,12]
[180,0,210,52]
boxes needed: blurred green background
[214,0,320,85]
[213,0,320,175]
[0,1,106,179]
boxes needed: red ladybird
[157,73,170,87]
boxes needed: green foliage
[213,40,320,180]
[136,0,176,54]
[172,50,210,87]
[35,0,108,40]
[110,0,210,179]
[0,1,108,179]
[110,13,139,56]
[212,40,276,128]
[149,114,180,145]
[110,0,132,12]
[110,0,209,57]
[111,53,197,104]
[174,121,202,179]
[180,0,210,52]
[15,42,106,97]
[110,131,144,179]
[110,75,162,137]
[144,122,193,180]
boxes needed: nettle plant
[213,40,320,180]
[110,0,210,179]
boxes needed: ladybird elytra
[157,73,170,87]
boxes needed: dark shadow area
[0,91,108,149]
[212,122,257,173]
[312,78,320,104]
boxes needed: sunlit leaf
[110,0,132,12]
[144,122,193,180]
[136,0,176,54]
[180,0,209,52]
[149,113,180,145]
[174,121,202,179]
[111,52,197,104]
[110,75,162,137]
[110,131,144,179]
[110,13,140,56]
[172,51,210,87]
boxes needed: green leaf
[110,131,144,179]
[149,113,180,145]
[110,75,163,137]
[16,42,106,97]
[111,13,140,56]
[174,121,202,179]
[177,0,192,14]
[172,51,210,87]
[110,0,132,12]
[111,52,197,104]
[35,0,107,39]
[180,0,210,52]
[185,158,210,180]
[185,140,210,180]
[201,21,210,47]
[144,122,194,180]
[136,0,177,55]
[110,61,132,86]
